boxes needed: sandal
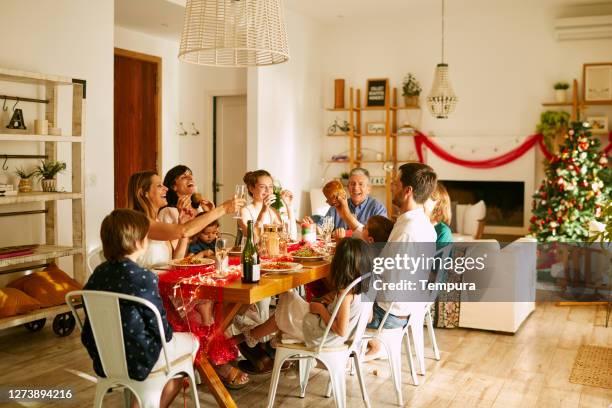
[216,365,249,390]
[238,343,274,373]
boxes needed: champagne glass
[233,184,246,219]
[215,238,229,276]
[321,216,333,244]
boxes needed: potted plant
[554,82,570,103]
[402,73,422,107]
[14,167,37,193]
[35,160,66,192]
[340,172,350,186]
[536,111,570,153]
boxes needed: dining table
[165,258,331,408]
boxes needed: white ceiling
[114,0,612,40]
[115,0,185,41]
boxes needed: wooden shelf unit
[326,82,421,213]
[0,67,86,331]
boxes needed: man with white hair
[322,167,387,235]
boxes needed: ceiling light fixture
[426,0,458,119]
[178,0,290,67]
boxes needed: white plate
[261,262,304,273]
[168,257,215,267]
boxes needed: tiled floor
[0,303,610,407]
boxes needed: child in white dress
[240,238,372,348]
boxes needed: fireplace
[425,136,535,235]
[442,180,525,227]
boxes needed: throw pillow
[463,200,486,237]
[0,287,41,318]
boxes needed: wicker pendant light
[178,0,290,67]
[427,0,458,119]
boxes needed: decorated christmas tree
[529,121,609,242]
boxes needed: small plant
[554,82,569,90]
[14,167,36,179]
[340,172,350,179]
[536,111,570,151]
[35,160,66,180]
[402,73,422,97]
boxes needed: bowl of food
[290,246,327,261]
[169,256,215,267]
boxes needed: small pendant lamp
[427,0,458,119]
[178,0,290,67]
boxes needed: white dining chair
[65,290,200,408]
[266,273,373,408]
[86,244,105,275]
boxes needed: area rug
[569,345,612,389]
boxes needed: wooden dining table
[195,259,331,408]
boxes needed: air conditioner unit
[554,15,612,40]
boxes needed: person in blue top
[188,217,219,257]
[305,168,387,237]
[81,209,199,408]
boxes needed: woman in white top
[239,169,296,239]
[127,170,243,268]
[158,165,215,257]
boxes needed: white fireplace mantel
[424,136,535,235]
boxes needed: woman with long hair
[158,165,215,257]
[239,169,296,239]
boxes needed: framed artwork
[586,116,608,134]
[583,63,612,103]
[366,121,386,135]
[366,78,389,107]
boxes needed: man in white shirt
[368,162,438,331]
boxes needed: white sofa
[456,237,537,333]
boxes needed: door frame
[114,47,162,174]
[204,90,246,202]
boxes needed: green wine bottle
[241,220,260,283]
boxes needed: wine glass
[215,238,229,276]
[233,184,246,219]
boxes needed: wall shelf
[0,245,83,268]
[0,67,86,333]
[0,134,81,142]
[0,192,83,205]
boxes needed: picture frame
[366,78,389,107]
[365,121,386,135]
[586,116,608,134]
[583,63,612,103]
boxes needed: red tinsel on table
[413,131,612,168]
[158,260,242,365]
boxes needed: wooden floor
[0,303,610,407]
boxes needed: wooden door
[114,48,160,208]
[215,95,247,235]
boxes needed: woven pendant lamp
[178,0,290,67]
[427,0,458,119]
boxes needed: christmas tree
[529,121,609,242]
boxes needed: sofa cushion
[0,287,41,318]
[463,200,486,237]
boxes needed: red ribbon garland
[413,130,612,168]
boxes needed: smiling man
[323,167,387,232]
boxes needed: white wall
[114,26,246,199]
[0,0,114,275]
[248,9,323,217]
[316,0,612,193]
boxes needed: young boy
[362,215,394,244]
[188,217,219,257]
[81,209,199,408]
